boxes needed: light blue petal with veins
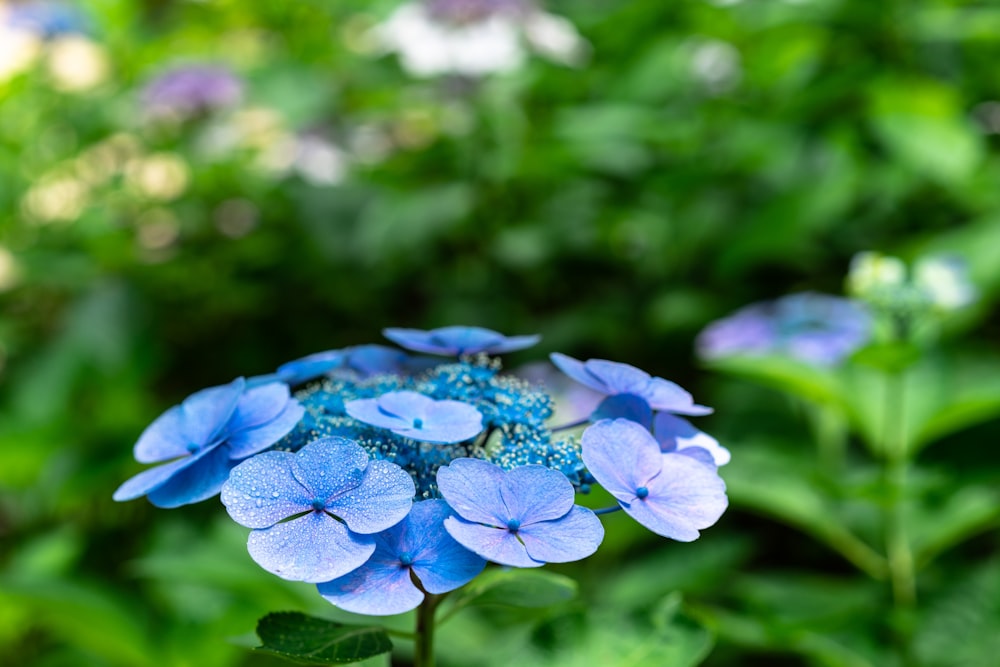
[226,399,305,460]
[289,437,369,500]
[247,511,375,583]
[517,506,604,563]
[499,465,575,525]
[443,515,541,568]
[436,458,507,526]
[221,451,311,529]
[581,419,664,505]
[178,378,244,446]
[325,460,414,534]
[133,406,188,463]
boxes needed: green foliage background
[2,0,1000,665]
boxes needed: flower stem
[414,593,442,667]
[881,370,917,667]
[593,505,623,516]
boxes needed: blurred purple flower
[141,65,243,119]
[221,437,415,583]
[113,378,304,508]
[438,458,604,567]
[582,419,728,541]
[550,353,712,421]
[346,390,484,444]
[696,292,872,367]
[384,325,540,356]
[317,499,486,615]
[424,0,528,24]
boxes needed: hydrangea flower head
[372,1,587,78]
[317,499,486,615]
[113,378,304,508]
[383,325,540,356]
[550,353,712,419]
[345,390,484,444]
[913,254,977,312]
[582,419,727,541]
[221,437,415,583]
[142,65,243,119]
[438,458,604,567]
[696,292,872,367]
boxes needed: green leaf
[254,612,392,665]
[704,355,846,408]
[448,568,577,610]
[910,484,1000,567]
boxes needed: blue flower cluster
[115,326,730,615]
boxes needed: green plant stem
[882,371,915,608]
[809,405,849,472]
[414,593,442,667]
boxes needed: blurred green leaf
[254,612,392,665]
[447,568,577,611]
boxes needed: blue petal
[517,506,604,564]
[178,378,245,446]
[642,378,713,415]
[674,447,718,467]
[113,451,205,502]
[325,460,415,534]
[619,454,727,541]
[384,326,539,356]
[226,399,305,460]
[654,413,730,466]
[133,406,188,464]
[342,345,411,377]
[581,419,664,506]
[247,511,376,582]
[590,394,653,428]
[405,500,486,594]
[230,382,291,430]
[221,451,312,529]
[436,458,507,526]
[146,445,234,508]
[549,353,608,394]
[580,359,651,395]
[277,350,345,385]
[289,437,369,500]
[500,465,575,525]
[317,556,423,616]
[443,516,541,568]
[344,397,408,430]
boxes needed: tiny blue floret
[384,325,541,356]
[438,458,604,568]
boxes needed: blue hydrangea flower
[384,325,541,356]
[316,499,486,615]
[5,1,88,37]
[345,390,484,444]
[653,412,730,467]
[113,379,304,508]
[221,437,415,583]
[696,292,872,367]
[582,419,727,541]
[550,353,712,419]
[438,458,604,568]
[141,65,243,119]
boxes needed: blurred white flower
[914,255,977,311]
[689,38,741,94]
[125,153,190,201]
[847,251,907,298]
[47,35,109,91]
[372,1,587,77]
[0,245,21,291]
[0,26,42,82]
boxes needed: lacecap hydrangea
[115,326,729,615]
